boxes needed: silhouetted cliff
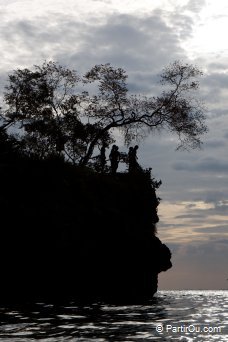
[0,158,172,303]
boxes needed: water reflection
[0,291,227,341]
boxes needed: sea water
[0,290,227,341]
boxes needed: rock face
[0,159,172,303]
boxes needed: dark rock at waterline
[0,159,172,303]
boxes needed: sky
[0,0,228,290]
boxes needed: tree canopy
[0,60,207,169]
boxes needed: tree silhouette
[1,60,207,167]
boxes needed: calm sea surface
[0,290,227,341]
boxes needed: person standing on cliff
[128,145,139,173]
[109,144,120,174]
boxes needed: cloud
[201,190,228,204]
[179,239,228,257]
[204,139,226,149]
[173,157,228,173]
[62,12,189,80]
[0,10,191,93]
[183,0,206,14]
[0,1,210,104]
[158,195,228,246]
[208,62,228,72]
[200,71,228,112]
[203,72,228,89]
[175,198,228,221]
[174,213,206,220]
[194,225,228,234]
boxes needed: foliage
[1,60,207,168]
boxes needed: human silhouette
[128,145,139,172]
[109,145,120,174]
